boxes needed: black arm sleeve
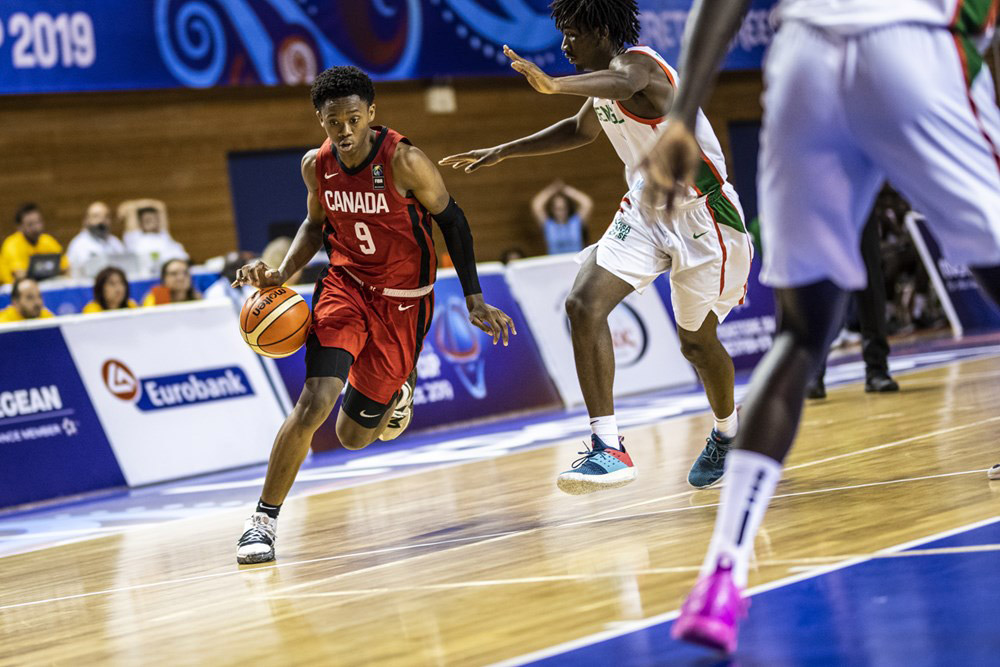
[432,197,482,296]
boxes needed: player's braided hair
[311,66,375,110]
[549,0,641,49]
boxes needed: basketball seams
[259,304,313,351]
[246,297,302,346]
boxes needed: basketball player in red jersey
[231,66,515,564]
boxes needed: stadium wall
[0,72,763,263]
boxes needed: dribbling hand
[466,294,517,347]
[438,147,505,174]
[232,259,285,289]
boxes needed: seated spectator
[0,203,68,284]
[0,277,55,322]
[82,267,138,314]
[204,251,257,307]
[531,180,592,255]
[66,202,128,278]
[142,258,201,306]
[119,199,188,275]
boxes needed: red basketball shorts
[309,267,433,404]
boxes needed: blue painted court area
[524,520,1000,666]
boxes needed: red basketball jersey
[315,126,437,290]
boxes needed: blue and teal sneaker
[557,435,637,496]
[687,430,733,489]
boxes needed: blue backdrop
[0,1,777,95]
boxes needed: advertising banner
[60,302,287,485]
[505,254,696,406]
[0,323,125,508]
[0,1,775,95]
[905,213,1000,336]
[409,265,560,430]
[272,265,560,450]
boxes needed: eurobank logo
[101,360,255,411]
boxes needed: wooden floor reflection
[2,356,999,666]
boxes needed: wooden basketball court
[2,354,999,665]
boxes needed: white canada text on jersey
[324,190,390,215]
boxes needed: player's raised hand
[232,259,285,289]
[639,122,702,216]
[438,146,505,173]
[504,45,559,95]
[465,293,517,347]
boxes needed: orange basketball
[239,286,312,358]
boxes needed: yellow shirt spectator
[83,299,138,314]
[0,306,54,323]
[0,254,10,284]
[0,231,68,280]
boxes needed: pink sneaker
[671,561,748,653]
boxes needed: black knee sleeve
[341,384,394,428]
[304,336,353,381]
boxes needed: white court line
[258,543,1000,598]
[0,464,990,610]
[2,351,997,561]
[489,515,1000,667]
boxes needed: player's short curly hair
[549,0,641,48]
[310,66,375,111]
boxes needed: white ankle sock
[714,409,739,439]
[701,449,782,587]
[589,415,619,448]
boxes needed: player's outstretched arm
[233,150,327,288]
[395,144,517,346]
[639,0,751,214]
[438,99,601,173]
[505,45,663,103]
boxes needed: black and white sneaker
[379,369,417,441]
[989,463,1000,481]
[236,512,277,564]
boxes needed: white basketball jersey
[592,46,737,210]
[780,0,997,38]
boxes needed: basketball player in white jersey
[640,0,1000,652]
[441,0,753,493]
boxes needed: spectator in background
[142,258,200,306]
[82,267,138,314]
[204,250,257,307]
[0,203,68,284]
[500,247,526,264]
[0,277,55,322]
[66,202,127,278]
[120,199,188,275]
[531,180,592,255]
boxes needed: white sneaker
[989,464,1000,481]
[236,512,277,564]
[379,370,416,442]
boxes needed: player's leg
[336,291,433,448]
[673,21,882,652]
[558,250,638,495]
[668,201,752,488]
[237,342,353,564]
[856,214,898,392]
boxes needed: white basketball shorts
[577,180,753,332]
[759,20,1000,289]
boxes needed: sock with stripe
[589,415,620,449]
[700,449,782,587]
[256,498,282,519]
[714,408,739,440]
